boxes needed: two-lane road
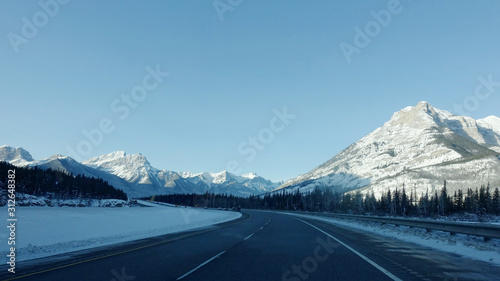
[1,210,498,281]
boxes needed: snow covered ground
[0,201,241,262]
[284,212,500,266]
[12,194,129,207]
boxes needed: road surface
[0,210,498,281]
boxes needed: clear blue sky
[1,0,500,182]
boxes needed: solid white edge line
[176,251,226,280]
[297,218,403,281]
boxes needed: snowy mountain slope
[0,146,278,197]
[35,155,147,198]
[357,154,500,198]
[279,101,500,197]
[478,115,500,135]
[34,154,103,177]
[477,116,500,152]
[0,147,98,178]
[0,148,139,197]
[83,152,160,185]
[82,152,206,196]
[238,172,282,194]
[82,152,274,197]
[182,170,281,196]
[0,145,34,166]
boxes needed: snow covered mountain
[0,145,34,166]
[83,151,280,197]
[181,171,281,197]
[0,146,279,198]
[82,152,161,186]
[0,149,139,197]
[81,151,205,197]
[279,101,500,198]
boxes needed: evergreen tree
[419,188,429,216]
[387,189,393,215]
[478,185,488,215]
[393,188,400,215]
[492,188,500,215]
[485,183,492,214]
[401,185,408,216]
[439,180,450,215]
[0,161,127,204]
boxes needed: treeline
[0,161,127,202]
[153,180,500,217]
[148,193,246,209]
[293,181,500,217]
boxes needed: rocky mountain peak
[0,145,34,165]
[279,102,500,198]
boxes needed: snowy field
[0,201,241,262]
[284,213,500,266]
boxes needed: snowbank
[285,213,500,266]
[5,193,128,207]
[0,201,241,262]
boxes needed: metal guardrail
[286,211,500,240]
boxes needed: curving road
[0,210,498,281]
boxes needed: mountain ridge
[279,101,500,197]
[0,146,279,198]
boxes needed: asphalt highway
[0,210,498,281]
